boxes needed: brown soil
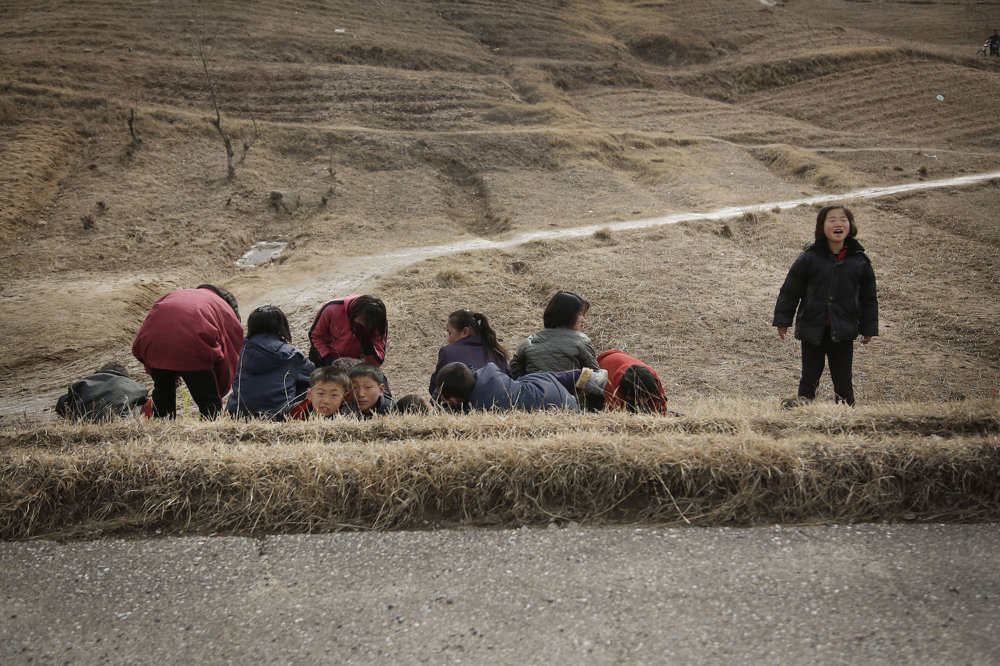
[1,0,998,418]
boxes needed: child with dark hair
[436,362,606,413]
[392,393,433,414]
[132,285,244,418]
[288,365,351,419]
[773,204,879,407]
[509,290,599,378]
[226,305,315,420]
[55,362,149,422]
[429,308,510,396]
[345,362,396,418]
[596,349,672,415]
[308,294,388,367]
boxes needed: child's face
[351,376,385,411]
[571,308,586,332]
[446,322,470,344]
[823,208,851,245]
[307,381,346,417]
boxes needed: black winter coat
[773,238,879,345]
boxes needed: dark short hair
[542,291,590,329]
[814,205,857,245]
[393,393,432,414]
[329,357,361,373]
[247,305,292,342]
[197,284,241,321]
[98,362,130,377]
[348,362,386,386]
[436,362,476,401]
[310,366,350,392]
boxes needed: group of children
[57,204,878,422]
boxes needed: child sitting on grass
[345,363,396,418]
[288,366,352,419]
[435,362,606,413]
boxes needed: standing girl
[428,309,510,396]
[773,204,879,406]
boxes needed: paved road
[2,524,998,664]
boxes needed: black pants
[147,367,222,418]
[798,327,855,405]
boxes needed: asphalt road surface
[2,524,997,664]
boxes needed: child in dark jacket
[773,205,879,406]
[287,366,351,419]
[55,363,149,422]
[226,305,314,420]
[429,308,510,397]
[344,363,396,418]
[435,362,607,413]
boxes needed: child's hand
[861,336,873,345]
[777,327,788,340]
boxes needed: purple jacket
[429,336,510,396]
[465,363,579,412]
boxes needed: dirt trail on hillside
[256,169,1000,309]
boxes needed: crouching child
[55,363,149,422]
[287,366,351,419]
[345,363,396,418]
[597,349,674,415]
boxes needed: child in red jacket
[597,349,672,415]
[132,285,242,418]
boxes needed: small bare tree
[194,36,236,180]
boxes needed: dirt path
[255,169,1000,308]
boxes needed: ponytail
[448,309,510,364]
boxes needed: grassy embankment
[2,399,997,540]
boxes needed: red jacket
[132,288,244,396]
[308,295,386,365]
[597,349,669,415]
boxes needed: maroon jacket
[308,295,386,366]
[132,288,244,396]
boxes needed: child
[597,349,672,415]
[773,204,879,407]
[429,308,510,396]
[55,362,149,422]
[345,362,396,418]
[308,294,388,367]
[509,291,599,377]
[132,284,243,418]
[392,393,433,414]
[435,362,606,413]
[288,366,351,419]
[225,305,315,421]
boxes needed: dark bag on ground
[55,364,149,422]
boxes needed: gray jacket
[509,328,599,378]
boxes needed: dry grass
[2,400,997,540]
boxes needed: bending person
[308,294,387,367]
[132,284,243,418]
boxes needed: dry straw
[2,400,997,540]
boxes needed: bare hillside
[0,0,998,416]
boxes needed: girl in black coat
[773,205,878,406]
